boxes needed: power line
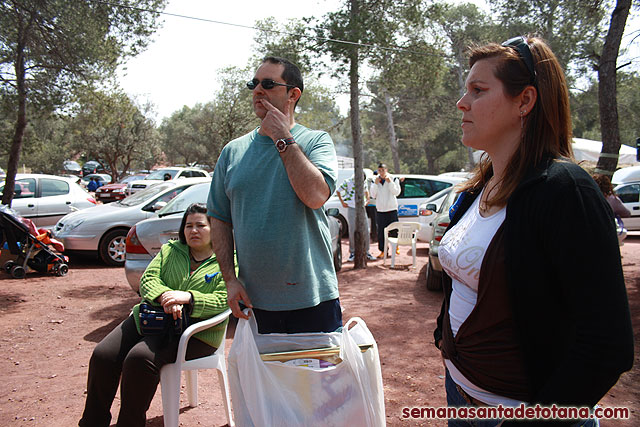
[92,0,448,58]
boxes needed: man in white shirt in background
[370,163,401,258]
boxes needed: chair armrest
[176,308,232,364]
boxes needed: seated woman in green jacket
[79,203,232,427]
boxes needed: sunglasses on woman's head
[246,78,296,90]
[501,36,537,86]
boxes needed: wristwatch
[275,137,296,153]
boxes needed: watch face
[276,140,286,152]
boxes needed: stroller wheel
[4,261,15,273]
[56,264,69,277]
[10,265,26,279]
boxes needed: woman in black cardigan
[433,36,633,426]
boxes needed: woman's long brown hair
[458,37,574,206]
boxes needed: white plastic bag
[228,310,386,426]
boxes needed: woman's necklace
[190,251,212,264]
[479,176,501,214]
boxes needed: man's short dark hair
[262,56,304,95]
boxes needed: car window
[119,182,175,206]
[41,178,69,197]
[192,170,207,177]
[157,183,209,216]
[2,178,36,199]
[144,186,188,211]
[617,184,640,203]
[146,169,178,180]
[399,178,452,199]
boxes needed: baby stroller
[0,205,69,279]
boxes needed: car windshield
[146,169,178,180]
[118,182,175,207]
[119,174,146,184]
[157,183,209,217]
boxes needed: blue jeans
[445,370,600,427]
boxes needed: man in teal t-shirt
[207,56,341,334]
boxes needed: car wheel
[333,243,342,273]
[425,259,442,291]
[99,229,128,266]
[337,214,348,238]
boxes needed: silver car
[0,173,96,229]
[52,178,210,266]
[124,183,343,293]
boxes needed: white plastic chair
[160,308,234,427]
[383,221,421,268]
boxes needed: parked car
[81,160,107,176]
[425,187,462,291]
[81,173,112,189]
[325,173,462,239]
[612,165,640,185]
[124,182,343,293]
[417,187,457,242]
[615,181,640,231]
[52,178,210,266]
[0,173,96,228]
[63,160,82,176]
[95,174,148,203]
[126,167,209,195]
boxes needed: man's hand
[257,98,293,142]
[226,278,253,320]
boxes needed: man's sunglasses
[501,36,537,85]
[246,78,296,90]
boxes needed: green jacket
[132,240,232,348]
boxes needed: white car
[325,173,464,238]
[615,181,640,231]
[416,187,457,242]
[52,178,210,266]
[126,167,209,195]
[0,174,96,228]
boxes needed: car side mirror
[426,203,437,211]
[326,208,340,217]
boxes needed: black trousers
[79,315,215,427]
[376,210,399,252]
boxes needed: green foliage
[487,0,607,76]
[159,66,258,167]
[69,89,160,179]
[572,71,640,145]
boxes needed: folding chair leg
[390,243,397,268]
[217,365,235,426]
[412,243,417,268]
[185,370,198,407]
[160,366,181,427]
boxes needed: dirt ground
[0,234,638,426]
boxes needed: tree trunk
[3,39,28,206]
[382,88,400,173]
[596,0,631,176]
[350,0,367,269]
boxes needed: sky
[117,0,343,120]
[117,0,640,122]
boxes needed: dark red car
[95,174,147,203]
